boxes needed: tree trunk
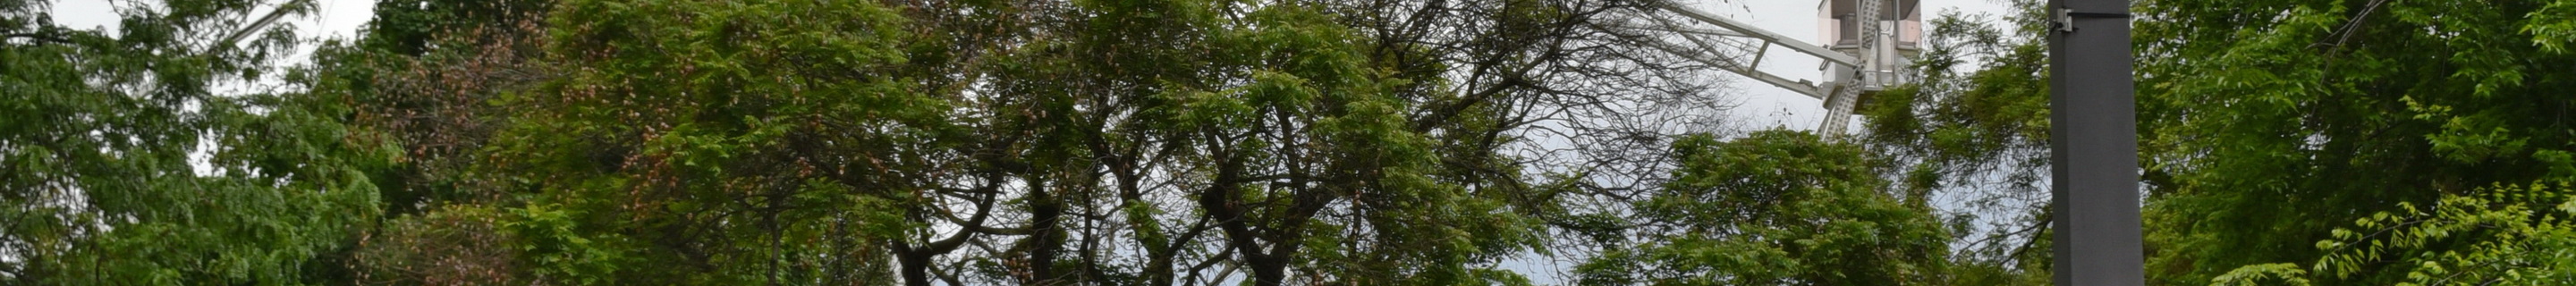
[899,248,934,286]
[1027,180,1063,285]
[1248,257,1288,286]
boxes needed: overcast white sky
[47,0,2015,284]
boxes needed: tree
[462,0,945,283]
[3,0,389,283]
[1855,4,2056,283]
[1575,130,1953,285]
[8,0,2064,284]
[2136,0,2576,284]
[300,1,560,284]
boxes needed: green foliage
[360,0,547,56]
[2212,181,2576,285]
[1859,9,2055,284]
[324,0,1572,282]
[4,0,389,283]
[463,0,934,282]
[353,206,528,284]
[1578,130,1951,285]
[2314,181,2576,285]
[43,0,2576,284]
[2210,264,2312,286]
[2137,0,2576,283]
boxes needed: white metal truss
[1818,0,1881,137]
[1639,0,1913,139]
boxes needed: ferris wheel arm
[1635,38,1832,100]
[1648,0,1860,67]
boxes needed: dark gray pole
[2047,0,2141,284]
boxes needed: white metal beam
[1648,0,1860,66]
[1636,38,1829,100]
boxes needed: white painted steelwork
[1642,0,1921,138]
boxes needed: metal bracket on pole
[2052,8,2132,33]
[2054,8,2076,32]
